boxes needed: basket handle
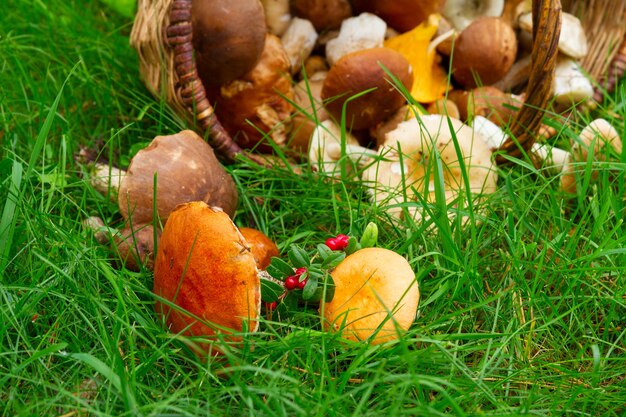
[496,0,562,164]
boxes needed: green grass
[1,1,625,416]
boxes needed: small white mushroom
[573,118,622,162]
[442,0,505,31]
[325,13,387,66]
[281,18,319,74]
[518,12,588,59]
[90,163,126,201]
[531,143,571,174]
[308,120,363,176]
[553,57,594,105]
[261,0,292,36]
[363,115,498,221]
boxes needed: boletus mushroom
[239,227,280,270]
[290,0,353,32]
[192,0,267,87]
[118,130,239,224]
[321,47,413,131]
[153,202,261,355]
[321,247,420,344]
[350,0,447,33]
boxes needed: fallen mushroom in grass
[362,115,498,222]
[321,247,419,344]
[321,47,413,131]
[153,202,260,356]
[573,119,622,163]
[118,130,239,224]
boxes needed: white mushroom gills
[325,13,387,66]
[442,0,505,31]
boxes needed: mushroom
[153,202,260,355]
[289,0,353,32]
[518,12,588,59]
[213,34,295,152]
[350,0,446,32]
[320,247,420,344]
[472,115,508,150]
[325,13,387,66]
[450,16,518,88]
[289,71,330,154]
[426,99,461,120]
[239,227,280,270]
[573,118,622,163]
[308,120,366,175]
[321,47,413,130]
[261,0,292,36]
[362,115,498,221]
[114,223,160,271]
[370,104,422,147]
[118,130,239,224]
[552,57,594,105]
[442,0,505,31]
[280,17,319,74]
[192,0,267,87]
[448,86,522,126]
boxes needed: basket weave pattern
[130,0,622,164]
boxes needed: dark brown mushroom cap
[153,202,260,355]
[192,0,267,86]
[350,0,446,32]
[118,130,238,224]
[290,0,353,32]
[451,16,518,88]
[321,47,413,131]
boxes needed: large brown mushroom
[321,47,413,131]
[192,0,267,86]
[290,0,353,32]
[118,130,239,224]
[153,202,261,355]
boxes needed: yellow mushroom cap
[321,247,419,344]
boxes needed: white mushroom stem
[261,0,292,36]
[531,143,572,174]
[472,115,509,150]
[553,56,594,105]
[281,17,318,74]
[90,162,126,201]
[442,0,505,31]
[82,215,115,245]
[427,29,456,56]
[326,142,378,164]
[325,13,387,66]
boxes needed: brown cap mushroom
[321,247,420,344]
[350,0,446,32]
[213,34,295,152]
[153,202,260,355]
[192,0,267,86]
[321,47,413,130]
[290,0,353,32]
[118,130,239,224]
[448,86,522,126]
[289,71,330,154]
[450,16,518,88]
[114,223,160,271]
[238,227,280,270]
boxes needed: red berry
[335,234,350,249]
[297,278,307,289]
[285,275,299,290]
[295,267,307,276]
[265,301,277,310]
[325,237,339,250]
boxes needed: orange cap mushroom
[321,247,420,344]
[153,202,260,355]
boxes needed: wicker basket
[129,0,624,164]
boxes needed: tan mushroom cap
[153,202,260,354]
[321,247,420,344]
[363,115,497,220]
[118,130,238,224]
[238,227,280,270]
[321,47,413,130]
[573,119,622,162]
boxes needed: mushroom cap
[574,118,622,162]
[321,47,413,130]
[321,247,419,344]
[214,34,295,152]
[351,0,446,32]
[192,0,267,86]
[118,130,239,224]
[290,0,353,32]
[442,0,504,31]
[451,16,518,88]
[448,86,522,126]
[238,227,280,270]
[153,202,261,354]
[289,72,330,154]
[363,115,497,220]
[114,223,160,271]
[518,12,588,59]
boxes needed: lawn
[1,1,625,416]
